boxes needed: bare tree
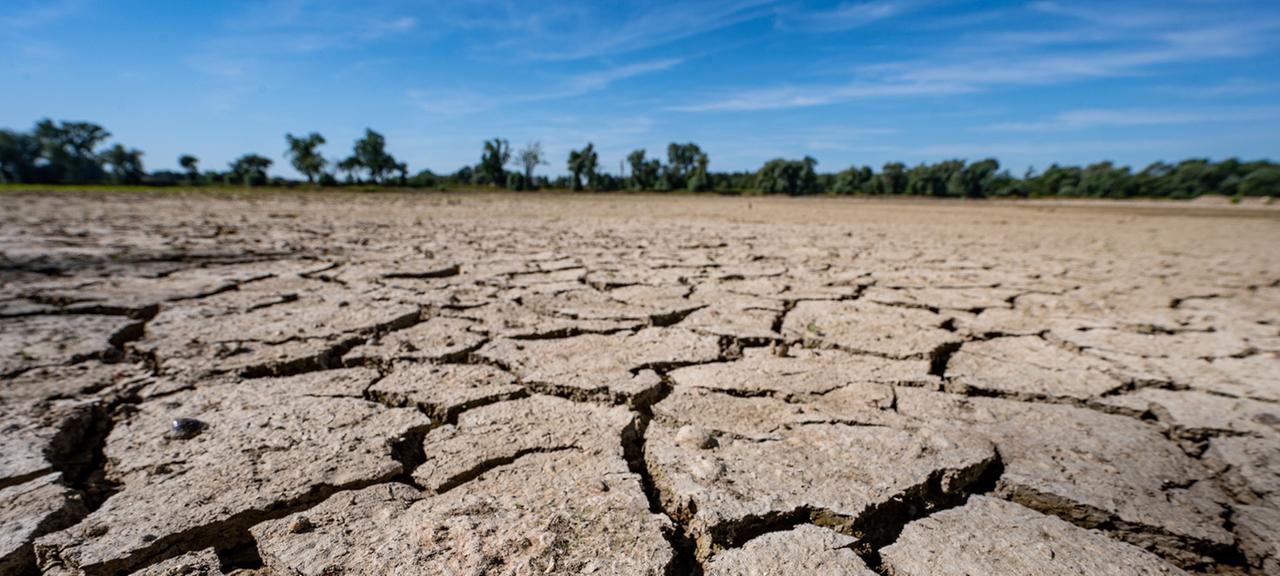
[515,141,547,185]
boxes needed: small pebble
[289,516,314,534]
[674,425,717,450]
[166,417,205,440]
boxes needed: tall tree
[755,157,819,195]
[337,157,361,184]
[1239,167,1280,197]
[478,138,511,186]
[514,141,546,186]
[178,154,199,184]
[880,162,906,195]
[100,144,145,184]
[567,143,598,191]
[664,142,702,190]
[229,154,273,186]
[33,119,111,183]
[0,129,40,183]
[285,132,327,183]
[687,151,710,191]
[627,149,660,190]
[345,129,399,184]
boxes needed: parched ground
[1,190,1278,576]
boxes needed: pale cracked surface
[881,496,1187,575]
[703,524,876,576]
[1,191,1278,575]
[252,395,673,575]
[0,474,86,575]
[34,369,430,575]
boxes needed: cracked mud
[1,191,1277,575]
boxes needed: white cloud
[565,59,683,93]
[411,58,683,115]
[671,1,1280,112]
[983,107,1280,132]
[0,0,85,30]
[668,80,972,112]
[782,0,922,32]
[441,0,779,61]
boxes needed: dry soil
[1,190,1277,576]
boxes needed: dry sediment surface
[0,189,1277,575]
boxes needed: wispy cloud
[0,0,85,30]
[411,58,683,115]
[669,80,970,112]
[564,58,683,93]
[779,0,923,32]
[672,1,1280,112]
[441,0,779,61]
[983,107,1280,132]
[1157,78,1274,98]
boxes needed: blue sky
[2,0,1278,178]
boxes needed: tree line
[2,118,1277,198]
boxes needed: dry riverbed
[1,190,1278,575]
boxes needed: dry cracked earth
[1,190,1278,576]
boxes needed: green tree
[687,152,710,191]
[880,162,907,195]
[663,142,703,190]
[100,144,146,184]
[479,138,511,186]
[33,119,111,183]
[0,129,40,183]
[627,149,661,190]
[285,132,327,183]
[1075,162,1136,198]
[1239,167,1280,197]
[178,154,199,184]
[345,129,399,184]
[229,154,273,186]
[567,143,598,191]
[337,157,361,184]
[754,157,819,195]
[832,165,874,195]
[948,158,999,198]
[395,161,409,186]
